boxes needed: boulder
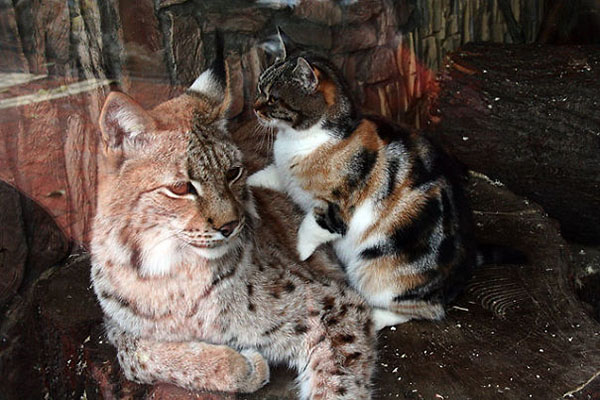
[0,181,69,306]
[0,183,27,305]
[0,181,70,399]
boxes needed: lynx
[90,43,376,399]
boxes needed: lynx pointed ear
[99,91,155,151]
[293,57,319,92]
[188,31,231,120]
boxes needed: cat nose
[217,220,239,238]
[254,99,266,110]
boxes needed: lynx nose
[217,220,239,238]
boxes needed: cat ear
[276,27,298,61]
[260,27,293,65]
[188,31,231,121]
[293,57,319,92]
[99,91,155,151]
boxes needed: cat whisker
[254,122,272,154]
[143,229,186,252]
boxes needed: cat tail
[188,30,232,120]
[475,243,528,267]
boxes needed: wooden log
[429,43,600,244]
[538,0,600,44]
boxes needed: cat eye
[225,167,244,183]
[267,96,278,105]
[168,182,192,196]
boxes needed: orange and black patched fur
[249,30,478,329]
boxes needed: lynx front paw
[239,349,270,393]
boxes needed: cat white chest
[273,123,331,212]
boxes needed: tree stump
[429,43,600,244]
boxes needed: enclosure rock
[0,181,69,307]
[0,181,70,399]
[0,182,27,306]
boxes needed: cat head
[254,29,346,131]
[94,57,254,276]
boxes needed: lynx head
[254,28,351,131]
[94,61,253,277]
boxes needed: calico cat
[90,44,375,399]
[248,30,478,329]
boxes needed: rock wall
[0,0,547,244]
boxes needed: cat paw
[297,238,318,261]
[239,349,270,392]
[247,165,283,191]
[296,212,341,261]
[372,308,411,331]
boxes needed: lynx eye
[168,182,191,196]
[226,167,244,183]
[267,95,278,105]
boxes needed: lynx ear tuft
[293,57,319,92]
[99,91,155,150]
